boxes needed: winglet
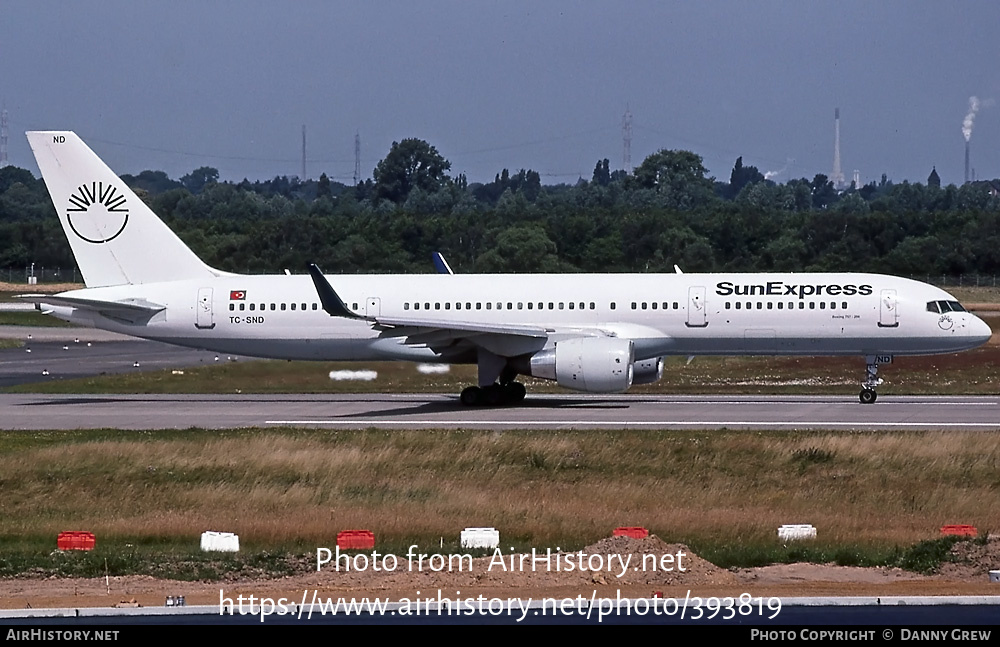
[307,264,364,319]
[431,252,454,275]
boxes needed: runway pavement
[1,393,998,431]
[2,326,999,432]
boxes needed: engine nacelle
[632,357,664,385]
[527,337,634,393]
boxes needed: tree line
[1,138,999,277]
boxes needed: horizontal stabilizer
[18,294,165,325]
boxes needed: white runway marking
[266,420,1000,428]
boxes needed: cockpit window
[928,300,967,314]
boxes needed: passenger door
[878,289,898,328]
[685,286,708,328]
[195,287,215,329]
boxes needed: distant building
[927,167,940,188]
[968,179,1000,197]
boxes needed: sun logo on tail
[66,181,129,243]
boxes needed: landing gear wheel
[504,382,526,403]
[858,356,884,405]
[483,384,505,406]
[460,386,481,406]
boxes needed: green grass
[0,311,73,327]
[0,427,996,579]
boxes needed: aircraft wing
[307,264,614,356]
[17,294,166,325]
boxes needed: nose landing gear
[859,357,883,404]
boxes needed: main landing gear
[461,349,528,406]
[460,382,526,406]
[859,357,883,404]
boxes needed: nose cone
[968,315,993,347]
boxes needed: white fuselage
[46,272,992,363]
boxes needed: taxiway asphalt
[1,393,998,431]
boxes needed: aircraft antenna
[622,104,632,173]
[354,131,361,185]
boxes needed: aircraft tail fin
[27,131,220,287]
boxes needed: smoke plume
[962,96,980,142]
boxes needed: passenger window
[239,303,245,311]
[404,303,410,310]
[250,303,255,311]
[280,303,286,311]
[290,303,296,311]
[819,302,825,309]
[486,303,492,310]
[229,304,235,311]
[735,302,741,309]
[559,303,564,310]
[610,303,616,310]
[641,302,647,310]
[301,303,306,310]
[631,302,637,310]
[725,302,731,310]
[767,302,773,309]
[518,302,523,310]
[673,302,679,309]
[445,303,451,310]
[777,302,783,310]
[809,302,815,309]
[590,303,595,310]
[527,302,533,310]
[842,302,847,309]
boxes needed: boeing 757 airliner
[20,132,993,405]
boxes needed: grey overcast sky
[3,1,999,187]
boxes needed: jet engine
[632,357,664,385]
[525,338,634,393]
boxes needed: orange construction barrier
[337,530,375,550]
[57,531,96,551]
[612,527,649,539]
